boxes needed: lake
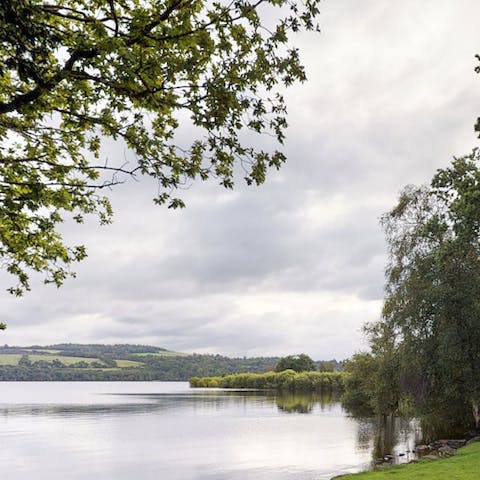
[0,382,420,479]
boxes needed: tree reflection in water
[0,387,422,469]
[272,392,421,467]
[274,392,336,414]
[355,415,421,466]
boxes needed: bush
[190,370,346,393]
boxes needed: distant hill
[0,343,171,357]
[0,344,343,381]
[0,343,280,381]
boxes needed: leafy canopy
[274,353,316,372]
[375,150,480,431]
[0,0,321,294]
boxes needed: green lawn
[339,443,480,480]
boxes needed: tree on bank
[377,151,480,431]
[0,0,321,294]
[274,353,316,372]
[342,326,401,419]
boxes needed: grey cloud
[1,1,479,359]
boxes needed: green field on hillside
[0,344,283,381]
[0,354,102,366]
[26,349,61,354]
[131,351,188,357]
[114,359,144,367]
[0,354,144,368]
[0,354,22,365]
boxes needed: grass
[0,354,22,365]
[28,355,102,365]
[339,442,480,480]
[131,351,188,357]
[114,359,144,368]
[25,349,61,354]
[0,353,102,366]
[0,354,143,368]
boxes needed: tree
[0,0,321,294]
[342,334,400,419]
[342,352,377,416]
[18,353,31,367]
[274,353,316,372]
[379,150,480,432]
[364,321,401,418]
[317,360,336,372]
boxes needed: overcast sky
[1,0,479,359]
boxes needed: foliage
[0,343,281,380]
[0,343,343,383]
[371,150,480,431]
[140,352,279,379]
[342,346,403,419]
[274,353,316,372]
[342,352,377,416]
[33,342,168,357]
[317,359,342,372]
[189,370,346,392]
[18,353,31,367]
[365,322,401,417]
[0,0,321,294]
[340,442,480,480]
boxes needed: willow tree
[0,0,320,294]
[380,150,480,432]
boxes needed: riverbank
[336,441,480,479]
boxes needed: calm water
[0,382,420,479]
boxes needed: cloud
[1,0,479,359]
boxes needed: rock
[415,444,430,453]
[429,439,449,449]
[465,429,480,440]
[429,438,465,450]
[437,445,455,457]
[447,439,466,448]
[466,436,480,445]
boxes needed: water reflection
[0,390,338,419]
[0,388,419,465]
[274,392,336,414]
[353,415,421,466]
[374,416,421,464]
[0,383,422,480]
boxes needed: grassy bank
[339,442,480,480]
[190,370,345,392]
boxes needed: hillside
[0,344,281,381]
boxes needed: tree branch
[0,49,99,114]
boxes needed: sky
[1,0,479,360]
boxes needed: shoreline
[334,436,480,480]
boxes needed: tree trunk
[472,400,480,430]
